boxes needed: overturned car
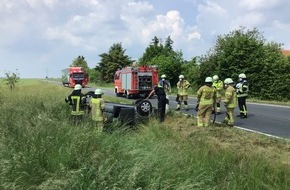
[84,91,154,126]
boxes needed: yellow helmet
[161,74,166,79]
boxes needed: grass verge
[0,81,289,189]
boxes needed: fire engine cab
[114,66,158,98]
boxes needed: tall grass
[0,81,290,189]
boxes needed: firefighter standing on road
[159,74,171,113]
[236,73,249,118]
[65,84,86,124]
[176,75,191,111]
[147,83,167,122]
[89,89,106,132]
[212,75,223,114]
[223,78,237,127]
[196,77,216,127]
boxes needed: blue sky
[1,0,289,78]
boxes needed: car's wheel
[136,100,152,117]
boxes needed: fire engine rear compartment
[121,72,153,94]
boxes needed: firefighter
[196,77,216,127]
[147,83,167,122]
[212,75,223,114]
[236,73,249,118]
[65,84,86,124]
[176,75,191,111]
[89,89,106,132]
[223,78,237,127]
[159,74,171,113]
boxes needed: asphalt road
[98,87,290,139]
[46,81,290,139]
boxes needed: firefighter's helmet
[239,73,246,78]
[95,89,103,95]
[205,77,213,83]
[161,74,166,79]
[224,78,233,84]
[74,84,82,90]
[179,75,184,79]
[213,75,219,81]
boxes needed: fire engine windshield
[71,72,85,80]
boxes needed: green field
[0,79,290,189]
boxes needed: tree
[96,43,133,83]
[181,57,199,90]
[138,36,164,65]
[198,27,290,100]
[70,55,89,72]
[4,70,20,90]
[149,52,183,85]
[138,36,184,85]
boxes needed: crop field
[0,79,290,189]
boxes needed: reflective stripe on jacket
[177,80,191,96]
[236,80,249,98]
[212,80,223,98]
[197,85,216,105]
[159,80,171,95]
[89,98,105,122]
[224,85,237,108]
[71,96,85,115]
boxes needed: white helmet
[205,77,213,83]
[95,89,103,95]
[179,75,184,79]
[239,73,246,78]
[161,74,166,79]
[213,75,219,81]
[224,78,233,84]
[74,84,82,90]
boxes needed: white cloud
[188,31,201,41]
[230,12,265,29]
[0,0,289,78]
[239,0,280,10]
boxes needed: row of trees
[70,27,290,101]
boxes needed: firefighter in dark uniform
[65,84,86,124]
[147,83,168,122]
[159,74,171,113]
[236,73,249,118]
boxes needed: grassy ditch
[0,81,290,189]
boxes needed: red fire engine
[114,66,158,98]
[61,67,89,88]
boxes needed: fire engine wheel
[136,100,152,117]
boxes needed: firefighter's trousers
[224,108,235,126]
[197,104,213,127]
[158,98,167,122]
[238,97,247,117]
[176,95,188,110]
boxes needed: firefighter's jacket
[224,85,237,108]
[67,90,85,116]
[212,80,223,98]
[236,80,249,98]
[159,79,171,95]
[197,85,216,106]
[177,80,191,96]
[89,97,105,122]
